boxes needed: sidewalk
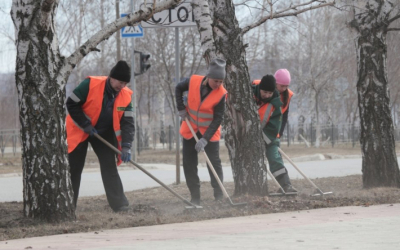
[2,203,399,250]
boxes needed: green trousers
[265,139,286,176]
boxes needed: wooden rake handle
[184,117,230,199]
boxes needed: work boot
[276,172,298,193]
[114,205,130,213]
[190,189,201,205]
[190,198,201,205]
[283,184,298,193]
[214,188,223,201]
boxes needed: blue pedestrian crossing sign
[121,14,144,38]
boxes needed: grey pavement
[0,156,365,202]
[2,203,400,250]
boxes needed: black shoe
[214,195,223,201]
[190,198,201,205]
[114,205,130,212]
[284,184,298,193]
[214,188,224,201]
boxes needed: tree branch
[387,13,400,24]
[62,0,183,78]
[388,27,400,31]
[241,0,335,35]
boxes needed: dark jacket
[252,85,283,143]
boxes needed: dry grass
[1,175,400,241]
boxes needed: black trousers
[182,132,223,200]
[69,129,129,211]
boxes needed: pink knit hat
[274,69,291,86]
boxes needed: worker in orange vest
[274,69,294,138]
[175,59,228,205]
[66,60,134,212]
[252,75,297,193]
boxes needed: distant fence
[0,126,179,157]
[280,122,366,147]
[0,129,20,157]
[136,125,177,154]
[3,122,400,157]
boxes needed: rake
[266,166,297,197]
[277,147,333,197]
[185,117,247,207]
[94,133,202,209]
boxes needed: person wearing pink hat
[274,69,294,138]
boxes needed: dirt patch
[1,175,400,241]
[1,143,399,241]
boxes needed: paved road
[2,203,400,250]
[0,157,364,202]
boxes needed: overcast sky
[0,0,261,75]
[0,1,15,74]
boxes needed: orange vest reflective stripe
[66,76,133,166]
[180,75,227,142]
[281,88,294,114]
[258,102,275,129]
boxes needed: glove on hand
[83,125,98,137]
[121,147,131,163]
[195,138,208,153]
[178,109,188,120]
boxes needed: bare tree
[134,27,203,129]
[116,0,121,61]
[10,0,184,222]
[192,0,334,195]
[387,20,400,126]
[291,8,353,147]
[0,73,17,128]
[347,0,400,187]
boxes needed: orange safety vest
[252,80,275,128]
[281,89,294,114]
[180,75,227,142]
[258,102,275,129]
[66,76,133,166]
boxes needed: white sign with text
[141,1,196,28]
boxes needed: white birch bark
[348,0,400,187]
[10,0,184,221]
[192,0,269,195]
[190,0,337,195]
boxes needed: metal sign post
[121,1,143,161]
[175,27,180,184]
[140,0,196,184]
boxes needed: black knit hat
[259,74,276,92]
[109,60,131,82]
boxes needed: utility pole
[175,27,180,184]
[130,0,137,161]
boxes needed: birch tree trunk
[11,0,75,221]
[11,0,184,221]
[349,0,400,188]
[193,0,269,195]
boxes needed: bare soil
[1,144,400,241]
